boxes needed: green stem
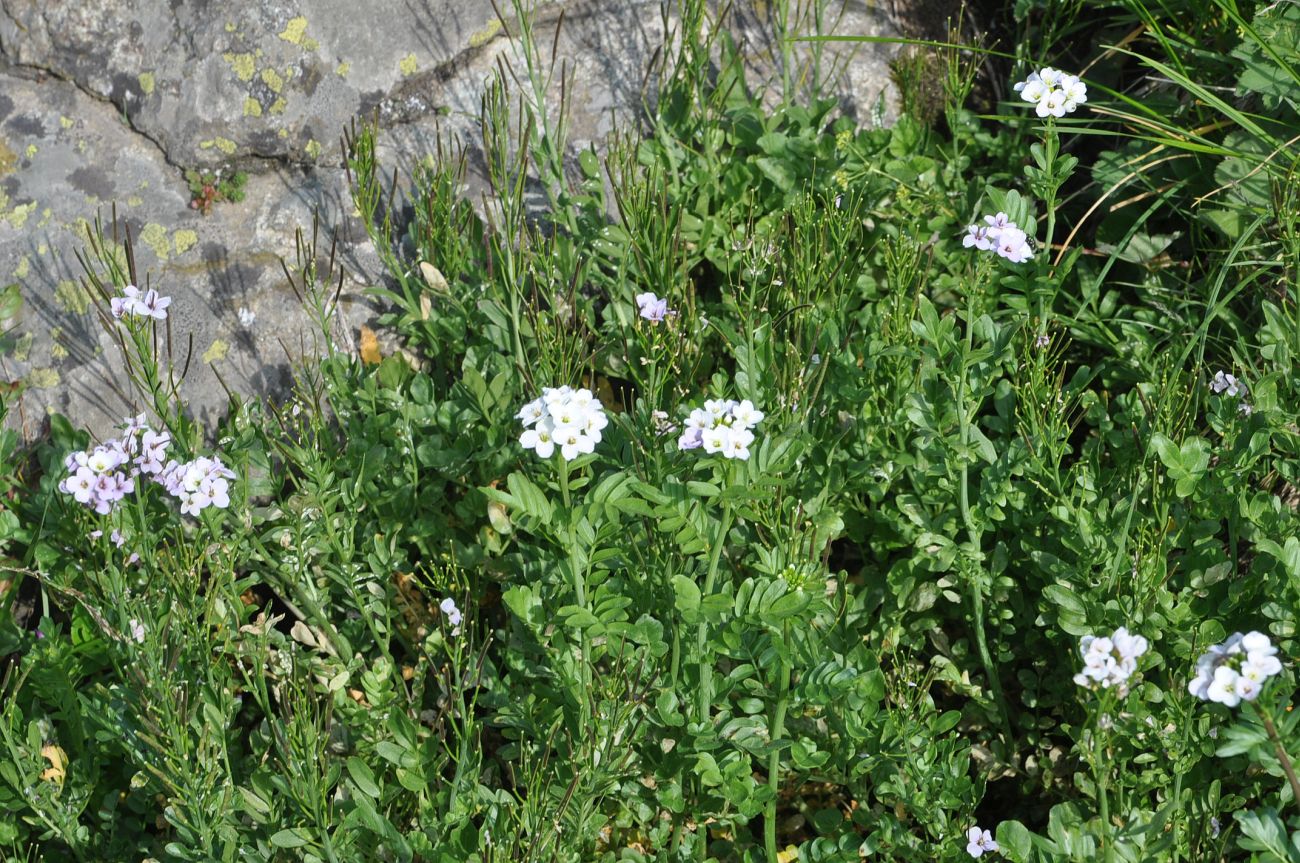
[695,501,733,723]
[1256,701,1300,815]
[764,621,792,863]
[1096,726,1113,862]
[558,458,591,705]
[956,300,1010,740]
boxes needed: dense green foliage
[2,0,1300,860]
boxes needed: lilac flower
[440,598,463,636]
[109,284,172,321]
[157,455,235,516]
[128,619,146,643]
[963,214,1034,263]
[677,397,764,461]
[966,826,999,858]
[110,285,143,319]
[634,291,673,323]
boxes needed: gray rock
[0,0,902,437]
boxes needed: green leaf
[671,574,702,623]
[270,828,313,849]
[505,472,554,524]
[346,757,381,798]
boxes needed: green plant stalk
[558,457,592,704]
[956,303,1009,738]
[764,620,792,863]
[695,500,734,723]
[1094,712,1114,863]
[1255,701,1300,815]
[1038,122,1059,334]
[692,496,734,863]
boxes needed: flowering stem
[764,620,792,863]
[1093,714,1114,862]
[1255,701,1300,814]
[695,500,733,723]
[557,457,592,703]
[956,304,1010,740]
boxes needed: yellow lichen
[214,137,237,155]
[12,257,29,279]
[335,61,350,78]
[0,139,14,175]
[54,280,91,314]
[225,21,235,32]
[203,339,230,363]
[24,144,37,159]
[38,207,51,228]
[269,98,287,115]
[173,229,198,255]
[278,16,309,45]
[277,128,289,138]
[12,333,32,362]
[37,243,48,256]
[59,116,74,129]
[469,18,503,48]
[303,37,319,52]
[222,52,256,82]
[399,53,418,76]
[5,202,36,229]
[304,139,322,160]
[127,195,143,207]
[51,340,68,360]
[260,68,284,93]
[243,97,263,117]
[140,223,170,261]
[138,72,156,95]
[28,368,60,389]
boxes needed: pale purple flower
[635,291,672,323]
[136,288,171,320]
[966,826,999,858]
[110,285,143,319]
[128,619,146,643]
[158,455,235,516]
[677,396,763,460]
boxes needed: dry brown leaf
[359,325,382,365]
[40,744,67,784]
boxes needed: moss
[138,72,156,95]
[54,280,91,314]
[399,53,419,76]
[140,223,171,261]
[174,230,199,255]
[278,16,309,45]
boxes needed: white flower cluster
[1210,370,1253,416]
[963,212,1034,263]
[516,386,609,462]
[157,455,236,516]
[110,284,172,321]
[1073,626,1149,695]
[966,826,999,858]
[1188,631,1283,707]
[1014,67,1088,118]
[677,399,764,460]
